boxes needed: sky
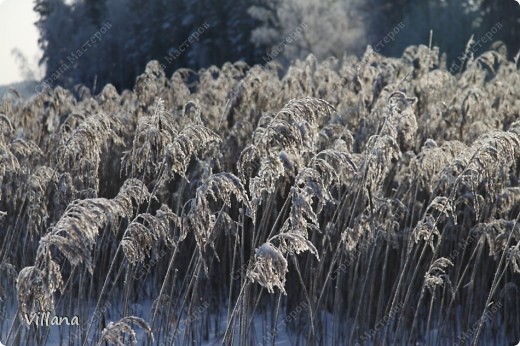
[0,0,43,86]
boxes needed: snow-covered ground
[1,300,518,345]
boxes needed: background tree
[363,0,519,63]
[34,0,75,86]
[248,0,366,63]
[34,0,266,92]
[33,0,519,93]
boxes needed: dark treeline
[34,0,519,93]
[35,0,268,92]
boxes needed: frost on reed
[39,178,150,272]
[245,98,335,207]
[2,41,520,345]
[121,205,180,265]
[0,114,19,202]
[247,242,288,294]
[413,196,456,250]
[98,316,153,346]
[424,257,453,293]
[122,99,177,180]
[247,146,355,293]
[183,172,252,255]
[278,148,357,251]
[55,112,121,195]
[16,264,62,323]
[16,179,150,319]
[161,109,221,181]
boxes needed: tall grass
[1,42,519,345]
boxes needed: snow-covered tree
[248,0,367,63]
